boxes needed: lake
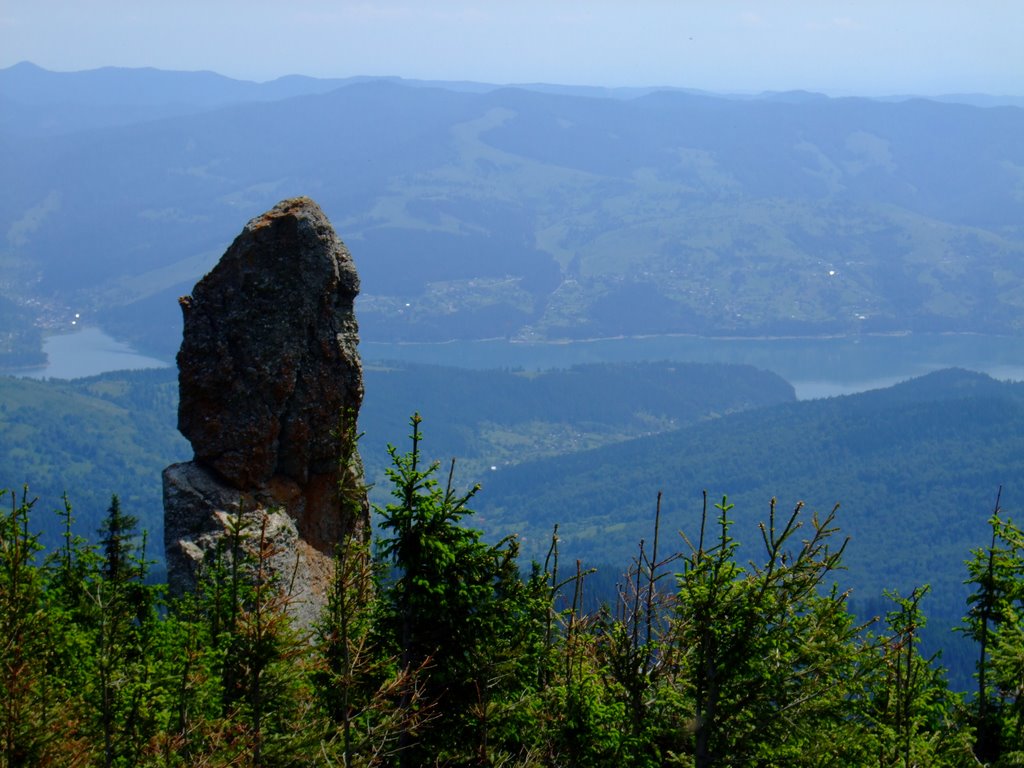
[20,327,170,380]
[19,327,1024,400]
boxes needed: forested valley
[3,414,1024,767]
[4,362,1024,765]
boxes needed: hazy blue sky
[1,1,1021,96]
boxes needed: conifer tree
[90,494,159,768]
[192,505,318,767]
[376,414,540,765]
[670,495,868,767]
[314,408,376,761]
[863,587,972,767]
[962,491,1024,765]
[0,489,61,767]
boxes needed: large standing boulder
[163,197,368,624]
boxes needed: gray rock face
[164,197,368,623]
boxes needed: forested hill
[475,368,1024,624]
[358,360,794,484]
[3,363,1023,692]
[0,368,187,561]
[4,362,1021,622]
[6,371,1019,765]
[0,360,793,554]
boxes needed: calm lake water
[20,327,170,380]
[19,327,1024,400]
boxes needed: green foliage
[375,413,547,765]
[0,488,67,766]
[48,495,160,767]
[665,495,865,766]
[961,491,1024,765]
[187,507,319,767]
[10,363,1024,696]
[0,369,188,561]
[863,587,974,767]
[5,408,1024,765]
[479,368,1024,690]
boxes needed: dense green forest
[478,368,1024,594]
[475,368,1024,687]
[0,361,793,554]
[359,361,794,484]
[3,417,1024,766]
[4,363,1023,691]
[0,369,187,570]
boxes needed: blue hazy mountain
[2,64,1023,366]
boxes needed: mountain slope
[0,360,792,550]
[2,66,1023,364]
[359,360,795,487]
[475,368,1024,611]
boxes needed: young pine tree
[864,586,972,767]
[670,495,869,767]
[90,494,161,768]
[962,490,1024,765]
[0,488,69,767]
[376,414,542,766]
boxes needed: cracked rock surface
[164,197,368,624]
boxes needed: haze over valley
[3,62,1024,370]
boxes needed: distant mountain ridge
[6,61,1021,110]
[2,63,1023,366]
[0,60,365,108]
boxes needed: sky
[0,0,1022,96]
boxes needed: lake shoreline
[365,328,1021,348]
[11,326,1024,402]
[12,326,171,381]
